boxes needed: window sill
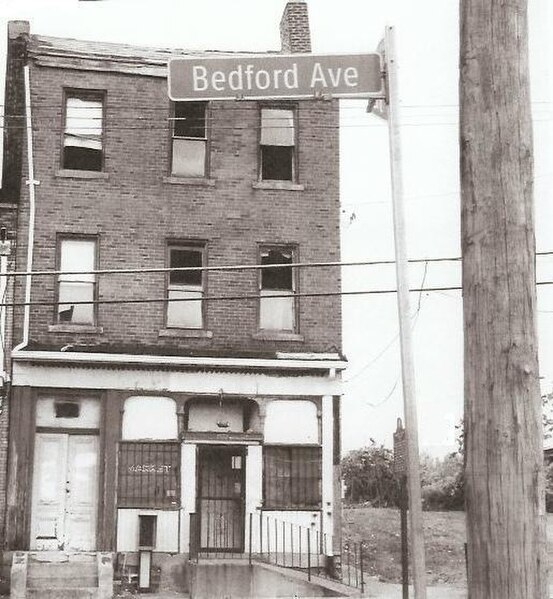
[48,324,103,334]
[56,169,109,180]
[252,331,304,342]
[159,328,213,339]
[163,176,216,187]
[252,180,305,191]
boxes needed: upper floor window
[259,246,297,331]
[167,244,205,329]
[57,237,97,324]
[260,106,296,181]
[63,91,104,171]
[171,102,208,177]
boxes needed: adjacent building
[0,0,345,583]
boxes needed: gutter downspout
[13,64,37,352]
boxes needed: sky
[0,0,552,456]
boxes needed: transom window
[260,107,296,181]
[63,91,104,171]
[171,102,208,177]
[259,246,297,331]
[167,245,205,329]
[57,237,97,325]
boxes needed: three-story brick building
[0,0,345,580]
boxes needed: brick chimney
[280,0,311,54]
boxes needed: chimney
[8,21,30,40]
[280,0,311,54]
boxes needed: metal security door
[198,446,245,552]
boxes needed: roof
[27,34,277,78]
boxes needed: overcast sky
[0,0,552,456]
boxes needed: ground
[342,505,553,586]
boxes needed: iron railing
[189,511,367,592]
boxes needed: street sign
[168,53,383,101]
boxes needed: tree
[460,0,547,596]
[341,441,399,507]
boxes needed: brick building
[0,0,345,587]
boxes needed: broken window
[260,107,296,181]
[259,246,296,331]
[263,446,322,509]
[167,245,205,328]
[63,92,104,171]
[171,102,208,177]
[57,238,97,325]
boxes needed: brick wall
[10,61,342,355]
[280,0,312,53]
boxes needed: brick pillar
[280,0,311,53]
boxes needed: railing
[189,511,367,592]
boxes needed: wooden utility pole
[460,1,547,598]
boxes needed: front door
[198,446,245,552]
[30,433,99,551]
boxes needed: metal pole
[384,24,427,599]
[249,513,253,566]
[307,528,312,581]
[401,475,409,599]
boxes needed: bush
[342,441,399,507]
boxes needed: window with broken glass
[62,91,104,171]
[167,245,205,329]
[171,102,208,177]
[259,246,297,331]
[260,106,296,181]
[57,237,97,325]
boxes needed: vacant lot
[342,506,553,586]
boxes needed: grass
[342,506,553,586]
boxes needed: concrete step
[28,574,99,588]
[28,561,97,576]
[27,588,98,599]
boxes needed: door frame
[196,444,246,553]
[30,427,101,551]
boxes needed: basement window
[260,107,296,181]
[171,102,208,177]
[62,91,104,171]
[259,246,297,331]
[167,245,205,329]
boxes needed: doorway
[197,446,245,552]
[30,433,99,551]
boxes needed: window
[171,102,208,177]
[260,107,296,181]
[259,246,296,331]
[57,237,97,325]
[167,245,205,329]
[118,442,180,508]
[63,91,104,171]
[263,446,322,509]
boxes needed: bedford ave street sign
[168,53,383,101]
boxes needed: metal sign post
[394,418,409,599]
[384,25,427,599]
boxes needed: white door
[30,433,99,551]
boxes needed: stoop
[10,551,113,599]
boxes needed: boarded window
[118,442,180,508]
[167,246,204,329]
[259,247,296,331]
[57,238,96,324]
[171,102,207,177]
[63,92,103,171]
[122,396,178,440]
[263,446,322,509]
[264,400,319,444]
[260,107,295,181]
